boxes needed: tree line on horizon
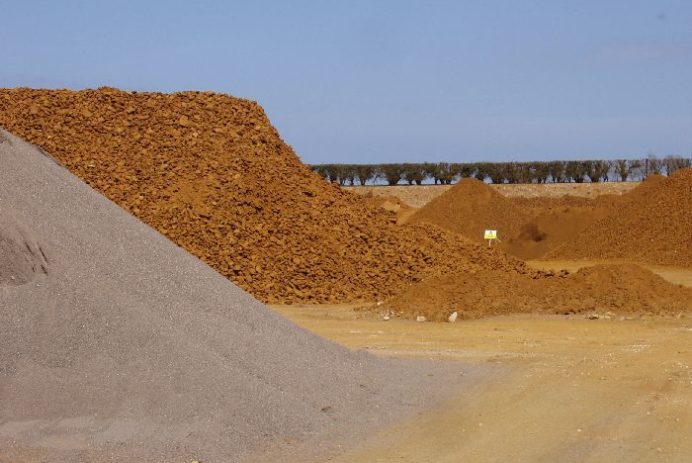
[310,155,692,186]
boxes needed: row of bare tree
[310,156,691,186]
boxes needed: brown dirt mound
[384,263,692,321]
[408,178,596,259]
[407,175,689,265]
[0,88,533,304]
[406,178,528,241]
[503,202,610,260]
[548,171,692,266]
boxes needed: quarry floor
[272,262,692,463]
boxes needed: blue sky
[1,0,691,163]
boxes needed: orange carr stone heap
[0,87,532,304]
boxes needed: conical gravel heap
[0,131,468,462]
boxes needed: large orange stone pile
[0,88,532,303]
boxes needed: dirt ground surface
[273,304,692,463]
[345,182,639,207]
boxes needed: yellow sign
[484,230,497,240]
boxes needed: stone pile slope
[0,131,466,462]
[0,88,533,304]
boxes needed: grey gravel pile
[0,131,474,462]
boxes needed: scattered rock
[416,315,427,323]
[448,311,458,323]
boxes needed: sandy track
[273,305,692,463]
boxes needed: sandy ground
[272,283,692,462]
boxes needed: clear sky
[1,0,691,164]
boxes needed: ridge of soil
[383,263,692,321]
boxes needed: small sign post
[484,229,498,247]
